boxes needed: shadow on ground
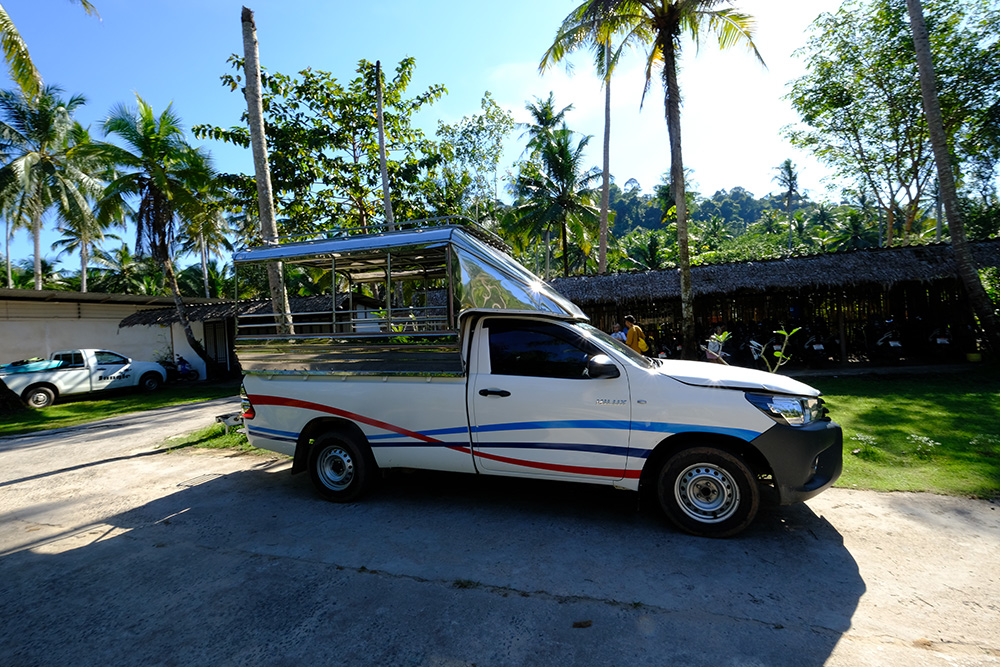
[0,464,864,666]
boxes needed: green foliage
[787,0,1000,239]
[194,57,447,233]
[436,92,515,222]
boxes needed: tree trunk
[163,256,212,366]
[599,46,611,275]
[32,211,41,290]
[375,60,395,230]
[906,0,1000,353]
[664,43,696,359]
[200,233,210,298]
[80,232,88,293]
[242,6,293,334]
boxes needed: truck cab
[234,219,842,537]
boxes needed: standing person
[624,315,647,354]
[611,323,627,343]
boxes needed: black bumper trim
[751,419,843,505]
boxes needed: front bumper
[751,419,843,505]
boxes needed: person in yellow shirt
[624,315,646,354]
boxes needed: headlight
[745,393,824,426]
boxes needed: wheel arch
[639,431,773,502]
[291,416,370,475]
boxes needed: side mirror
[587,354,620,379]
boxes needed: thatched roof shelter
[549,239,1000,306]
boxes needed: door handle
[478,388,511,397]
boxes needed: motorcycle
[161,355,200,382]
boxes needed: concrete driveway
[1,399,998,666]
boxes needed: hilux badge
[596,398,627,405]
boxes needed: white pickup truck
[0,349,166,408]
[234,221,842,537]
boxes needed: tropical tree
[195,57,447,232]
[905,0,1000,352]
[436,92,515,223]
[506,125,602,278]
[773,159,799,249]
[560,0,764,358]
[788,0,1000,247]
[91,242,162,294]
[85,94,215,363]
[0,85,92,289]
[619,227,674,270]
[0,1,97,99]
[542,5,647,274]
[828,208,877,251]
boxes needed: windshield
[572,322,655,368]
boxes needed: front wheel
[657,447,760,538]
[140,372,163,392]
[308,432,376,502]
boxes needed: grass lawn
[810,365,1000,498]
[0,380,240,436]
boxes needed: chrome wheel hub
[674,464,740,524]
[317,446,355,491]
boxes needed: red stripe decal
[250,393,638,479]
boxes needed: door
[469,317,632,483]
[89,351,133,392]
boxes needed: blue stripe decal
[247,425,298,443]
[472,419,630,434]
[367,425,471,441]
[370,440,631,458]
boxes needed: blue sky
[5,0,844,268]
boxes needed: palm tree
[561,0,763,358]
[905,0,1000,353]
[506,126,602,278]
[0,1,97,99]
[86,94,215,363]
[828,209,876,252]
[0,85,92,289]
[773,158,799,250]
[542,7,646,275]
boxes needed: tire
[308,432,376,502]
[186,369,199,381]
[24,386,55,409]
[140,372,163,392]
[656,447,760,538]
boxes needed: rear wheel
[24,386,55,409]
[308,432,376,502]
[657,447,759,538]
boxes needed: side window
[54,352,84,367]
[486,320,595,380]
[94,351,128,366]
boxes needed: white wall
[0,300,173,365]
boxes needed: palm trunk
[200,233,210,298]
[664,43,695,360]
[80,239,88,293]
[375,60,395,230]
[242,6,293,334]
[599,46,611,275]
[906,0,1000,353]
[32,211,41,290]
[163,256,212,365]
[5,217,12,288]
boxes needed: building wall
[0,299,173,364]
